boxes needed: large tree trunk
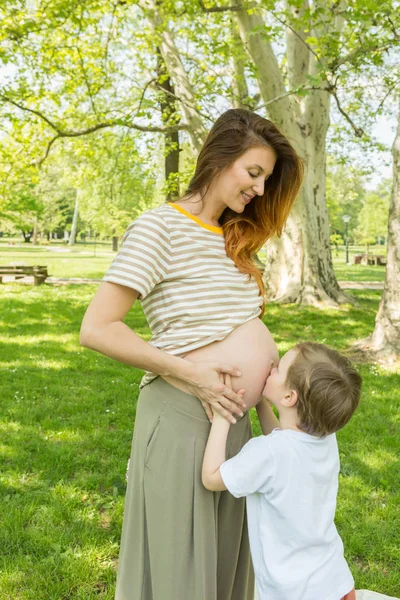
[358,99,400,360]
[235,1,351,305]
[156,47,180,201]
[32,215,38,245]
[230,19,251,110]
[68,197,78,246]
[140,0,207,152]
[142,0,352,306]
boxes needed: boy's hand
[211,407,226,420]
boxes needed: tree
[326,160,366,239]
[354,189,390,251]
[67,130,158,240]
[231,0,399,305]
[356,97,400,361]
[330,233,344,257]
[138,0,399,305]
[1,0,399,304]
[156,48,181,201]
[0,158,42,241]
[0,0,188,164]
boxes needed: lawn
[1,242,387,282]
[333,258,386,283]
[0,281,399,597]
[331,245,386,283]
[0,243,113,280]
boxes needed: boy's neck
[276,408,302,432]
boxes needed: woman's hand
[183,361,246,424]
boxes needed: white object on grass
[356,592,399,600]
[254,589,399,600]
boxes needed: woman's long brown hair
[181,109,304,312]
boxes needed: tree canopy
[0,0,399,286]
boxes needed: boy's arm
[256,397,281,436]
[202,374,246,491]
[201,411,230,491]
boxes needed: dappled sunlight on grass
[0,421,23,433]
[262,291,380,354]
[1,333,78,345]
[0,282,399,597]
[0,443,15,459]
[1,358,71,370]
[359,450,398,470]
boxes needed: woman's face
[211,145,277,213]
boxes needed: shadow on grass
[1,284,399,597]
[263,290,379,353]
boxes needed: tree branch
[1,96,61,131]
[104,0,120,69]
[2,6,78,42]
[252,79,365,139]
[37,135,61,166]
[330,39,400,72]
[1,95,189,165]
[151,82,214,123]
[75,45,98,117]
[34,118,188,165]
[266,6,321,63]
[374,79,400,116]
[329,86,364,137]
[2,96,188,134]
[197,0,321,75]
[387,16,400,39]
[253,85,328,111]
[133,77,158,118]
[198,0,248,13]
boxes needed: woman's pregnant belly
[163,317,279,409]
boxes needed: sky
[369,115,396,188]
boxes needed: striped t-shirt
[103,202,262,386]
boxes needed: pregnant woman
[80,109,304,600]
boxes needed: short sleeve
[103,211,171,299]
[220,435,275,498]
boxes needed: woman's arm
[80,281,194,378]
[256,397,280,435]
[80,282,246,421]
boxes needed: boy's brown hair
[286,342,362,437]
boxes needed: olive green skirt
[115,377,255,600]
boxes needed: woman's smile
[241,191,254,204]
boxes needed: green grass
[333,256,386,283]
[1,282,399,598]
[1,244,387,283]
[330,246,386,283]
[0,244,114,279]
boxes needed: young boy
[202,342,362,600]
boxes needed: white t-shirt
[220,429,354,600]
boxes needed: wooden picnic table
[353,254,387,266]
[0,265,48,285]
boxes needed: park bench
[353,254,387,266]
[0,265,49,285]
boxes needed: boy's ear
[282,389,298,408]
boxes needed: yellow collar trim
[169,203,224,235]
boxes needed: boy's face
[262,348,298,407]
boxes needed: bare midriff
[162,317,279,410]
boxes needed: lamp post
[342,214,351,265]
